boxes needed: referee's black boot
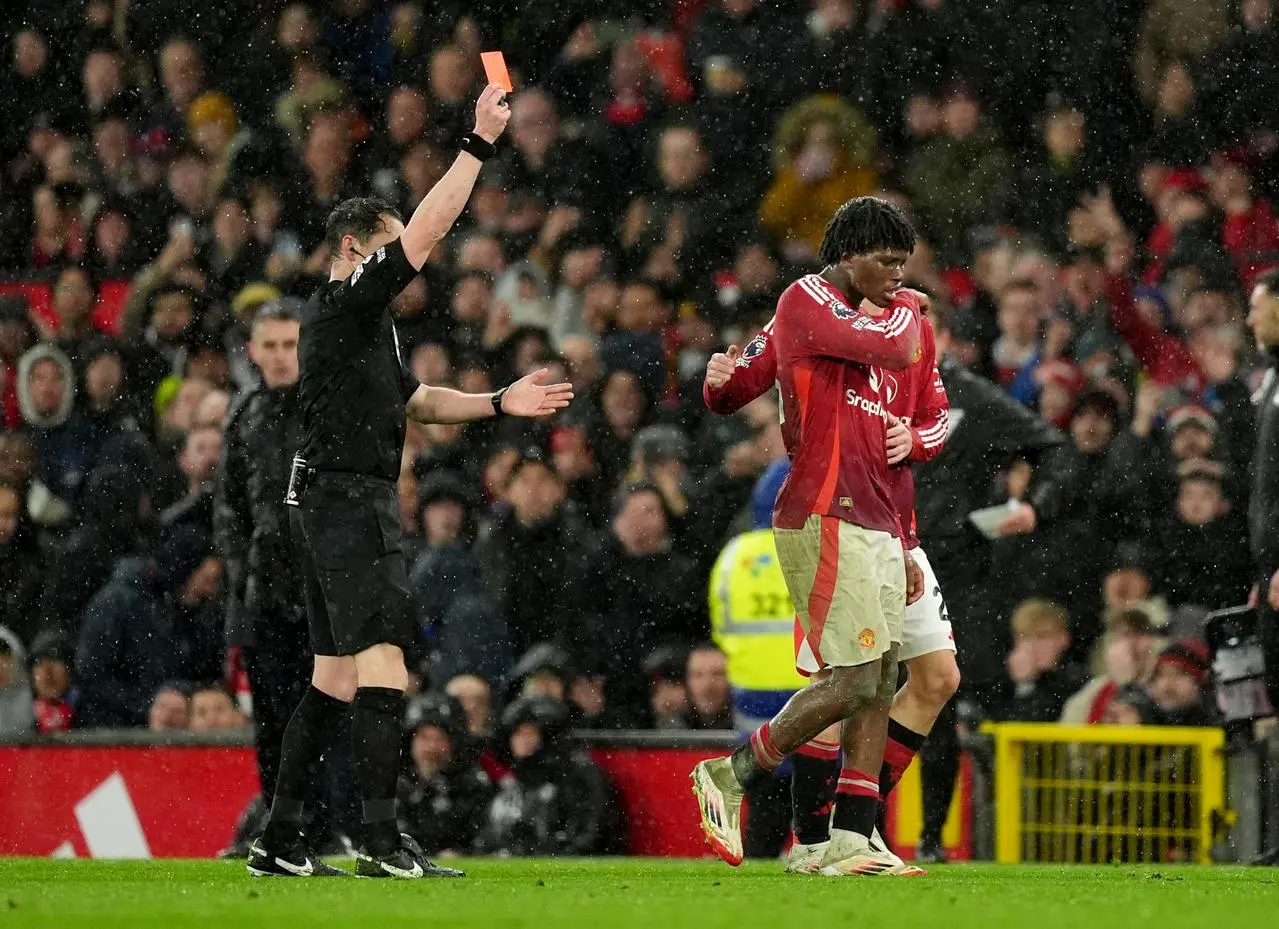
[354,833,465,879]
[247,832,351,877]
[915,837,949,865]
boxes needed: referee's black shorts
[290,472,415,657]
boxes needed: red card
[480,51,513,92]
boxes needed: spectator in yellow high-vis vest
[708,459,806,731]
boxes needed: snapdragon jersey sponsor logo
[844,388,888,420]
[846,367,894,419]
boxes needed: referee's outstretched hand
[501,368,574,418]
[474,84,512,143]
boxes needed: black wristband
[460,133,497,162]
[491,386,508,416]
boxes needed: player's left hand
[885,416,914,465]
[904,549,924,605]
[502,368,574,417]
[1269,568,1279,610]
[994,501,1037,537]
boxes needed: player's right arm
[784,277,920,370]
[704,319,778,415]
[398,85,510,270]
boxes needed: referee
[247,85,573,880]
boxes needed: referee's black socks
[351,686,406,856]
[263,685,351,846]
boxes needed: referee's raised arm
[398,84,510,269]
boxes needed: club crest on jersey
[867,368,898,404]
[740,334,767,366]
[858,628,876,650]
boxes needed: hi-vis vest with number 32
[709,529,808,696]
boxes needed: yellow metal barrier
[984,723,1226,864]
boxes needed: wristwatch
[491,386,508,415]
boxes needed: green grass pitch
[3,858,1278,929]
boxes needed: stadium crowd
[2,0,1279,853]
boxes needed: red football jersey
[706,283,949,546]
[713,274,921,533]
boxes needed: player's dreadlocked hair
[817,196,917,266]
[325,196,404,258]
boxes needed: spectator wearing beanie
[1155,467,1253,610]
[550,424,606,528]
[187,91,251,197]
[643,644,689,730]
[506,642,575,709]
[1070,386,1151,537]
[410,471,509,686]
[1166,404,1219,463]
[567,646,636,730]
[398,692,494,856]
[1147,640,1219,726]
[476,694,612,857]
[29,631,77,733]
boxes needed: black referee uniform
[289,238,422,658]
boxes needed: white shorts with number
[795,545,954,674]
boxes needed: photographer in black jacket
[1246,270,1279,712]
